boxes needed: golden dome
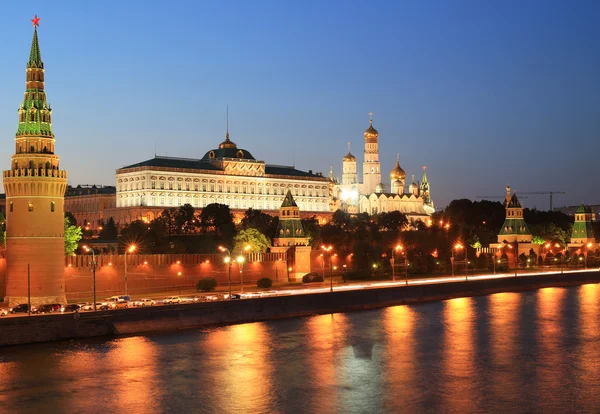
[219,132,237,149]
[343,142,356,161]
[364,119,378,139]
[376,182,385,194]
[390,159,406,180]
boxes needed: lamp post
[542,242,551,269]
[237,255,245,293]
[124,244,136,296]
[452,243,463,278]
[83,245,98,311]
[219,246,232,300]
[585,242,593,269]
[321,245,333,292]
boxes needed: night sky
[0,0,598,210]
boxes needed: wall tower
[362,113,381,194]
[3,17,68,306]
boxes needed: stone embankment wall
[1,270,599,347]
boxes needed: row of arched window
[9,201,55,213]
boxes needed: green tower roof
[281,190,298,208]
[575,204,592,214]
[507,193,522,208]
[28,28,43,69]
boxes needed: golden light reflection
[383,305,417,410]
[203,322,274,413]
[442,297,479,412]
[575,283,600,406]
[305,313,349,413]
[488,292,521,402]
[535,287,566,406]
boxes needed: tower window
[50,201,55,212]
[9,202,13,213]
[28,202,33,212]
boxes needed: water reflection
[305,313,348,413]
[488,292,521,405]
[575,283,600,410]
[442,297,479,412]
[203,322,274,413]
[382,305,418,410]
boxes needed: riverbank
[1,269,599,347]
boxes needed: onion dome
[343,142,356,161]
[390,155,406,180]
[219,132,237,149]
[364,119,378,142]
[392,179,403,193]
[375,182,385,194]
[409,181,418,193]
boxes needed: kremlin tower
[3,17,68,306]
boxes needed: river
[2,283,600,413]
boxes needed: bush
[196,277,217,292]
[257,278,272,289]
[302,273,324,283]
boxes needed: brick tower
[3,17,68,306]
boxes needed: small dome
[219,133,237,149]
[409,181,418,192]
[393,179,402,190]
[343,152,356,162]
[390,159,406,180]
[375,182,385,194]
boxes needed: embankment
[1,270,599,347]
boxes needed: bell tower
[362,112,381,194]
[3,16,68,306]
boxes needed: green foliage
[196,277,218,292]
[240,209,278,238]
[233,228,271,253]
[301,216,321,246]
[64,216,82,255]
[200,203,235,241]
[64,212,77,227]
[532,235,545,245]
[256,277,272,289]
[377,211,409,232]
[176,204,198,234]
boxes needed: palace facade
[113,132,333,226]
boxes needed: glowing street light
[321,245,334,292]
[83,245,97,311]
[452,243,464,278]
[123,244,137,296]
[237,255,245,293]
[219,246,233,299]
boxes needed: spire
[348,142,351,154]
[422,166,428,183]
[28,20,43,69]
[281,190,298,207]
[226,104,229,139]
[369,111,373,126]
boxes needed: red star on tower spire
[31,15,40,28]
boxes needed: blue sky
[0,0,598,209]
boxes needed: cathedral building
[333,114,434,222]
[3,18,68,306]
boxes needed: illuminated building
[568,204,596,249]
[333,114,434,221]
[115,130,333,223]
[2,18,68,306]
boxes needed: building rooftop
[66,185,116,196]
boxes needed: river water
[2,284,600,413]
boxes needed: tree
[99,217,118,239]
[0,213,5,247]
[64,212,77,227]
[175,204,197,234]
[377,211,408,232]
[120,220,148,248]
[200,203,235,240]
[64,216,82,255]
[233,228,271,253]
[156,208,179,236]
[240,208,277,238]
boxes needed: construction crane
[476,196,528,201]
[518,191,565,211]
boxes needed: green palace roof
[118,156,325,178]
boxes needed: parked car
[32,304,55,314]
[79,302,93,311]
[205,295,219,301]
[95,302,110,311]
[163,296,181,304]
[110,299,129,309]
[302,272,324,283]
[224,293,241,300]
[48,303,63,312]
[0,308,8,316]
[9,304,29,314]
[61,304,81,313]
[132,298,155,307]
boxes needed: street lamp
[219,246,232,300]
[124,244,136,296]
[321,245,333,292]
[237,255,245,293]
[452,243,463,278]
[83,245,98,311]
[585,242,593,269]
